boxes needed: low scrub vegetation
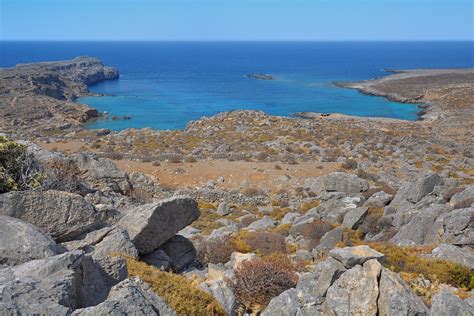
[337,230,473,290]
[126,257,226,315]
[227,254,298,312]
[0,136,42,193]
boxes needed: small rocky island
[245,73,275,80]
[0,57,473,315]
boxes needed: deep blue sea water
[1,41,473,130]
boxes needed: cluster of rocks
[0,192,199,314]
[263,245,472,315]
[0,143,204,314]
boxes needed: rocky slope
[0,59,473,315]
[0,56,118,136]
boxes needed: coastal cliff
[0,56,119,135]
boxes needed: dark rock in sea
[245,73,274,80]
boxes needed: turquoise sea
[1,41,473,130]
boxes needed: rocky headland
[0,56,119,136]
[0,57,473,315]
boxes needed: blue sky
[1,0,472,41]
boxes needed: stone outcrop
[325,259,382,315]
[328,245,385,269]
[377,268,429,315]
[153,235,197,272]
[0,190,105,242]
[263,246,431,316]
[72,277,176,316]
[0,215,60,266]
[0,251,84,314]
[305,172,369,195]
[118,196,200,254]
[430,286,474,315]
[71,153,131,194]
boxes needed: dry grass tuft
[126,257,226,315]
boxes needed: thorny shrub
[227,254,298,312]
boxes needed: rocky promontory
[0,56,118,136]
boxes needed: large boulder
[312,227,344,258]
[246,216,277,231]
[0,190,105,242]
[261,288,302,316]
[78,255,128,307]
[306,193,364,223]
[377,268,428,315]
[430,207,474,246]
[62,226,138,259]
[391,204,452,245]
[428,244,474,269]
[450,186,474,209]
[407,172,441,203]
[389,173,441,213]
[72,277,176,315]
[0,215,59,266]
[324,259,382,316]
[305,172,369,195]
[430,286,474,315]
[0,251,84,314]
[71,153,131,194]
[328,245,385,269]
[118,196,200,254]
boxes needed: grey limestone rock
[324,259,382,316]
[428,244,474,269]
[200,280,238,316]
[377,268,428,316]
[296,257,346,304]
[0,251,84,314]
[407,172,441,203]
[450,186,474,209]
[342,206,368,229]
[0,215,59,266]
[155,235,197,272]
[261,288,302,316]
[118,196,200,254]
[246,215,277,231]
[430,286,474,316]
[72,277,177,315]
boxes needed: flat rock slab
[118,196,199,255]
[0,215,59,266]
[329,245,385,269]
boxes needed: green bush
[0,136,42,193]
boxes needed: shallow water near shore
[2,41,473,130]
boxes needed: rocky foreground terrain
[0,58,473,315]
